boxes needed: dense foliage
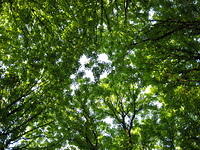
[0,0,199,149]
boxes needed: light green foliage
[0,0,199,149]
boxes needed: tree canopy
[0,0,200,149]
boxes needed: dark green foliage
[0,0,199,149]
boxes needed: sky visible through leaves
[0,0,200,150]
